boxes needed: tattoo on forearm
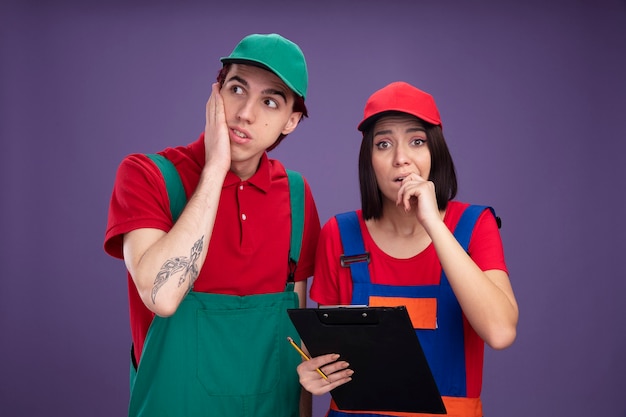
[151,236,204,304]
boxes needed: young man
[104,33,320,417]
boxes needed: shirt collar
[192,133,271,192]
[223,153,271,192]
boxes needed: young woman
[297,82,519,417]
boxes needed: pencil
[287,336,328,380]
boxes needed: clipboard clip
[340,252,370,267]
[315,307,380,324]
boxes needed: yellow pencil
[287,336,328,380]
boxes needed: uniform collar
[223,153,271,192]
[191,133,271,193]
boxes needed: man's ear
[281,112,303,135]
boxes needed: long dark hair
[359,113,457,220]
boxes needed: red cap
[357,82,441,132]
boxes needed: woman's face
[371,114,431,201]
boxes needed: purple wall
[2,0,625,416]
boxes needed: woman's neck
[365,204,442,259]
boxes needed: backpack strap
[286,169,305,282]
[146,153,187,222]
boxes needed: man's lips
[230,127,251,143]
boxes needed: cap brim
[358,110,440,132]
[219,58,304,98]
[220,57,275,73]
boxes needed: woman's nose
[393,146,409,166]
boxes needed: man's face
[220,64,302,174]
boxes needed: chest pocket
[370,296,437,329]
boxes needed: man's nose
[236,98,256,123]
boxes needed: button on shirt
[195,154,295,296]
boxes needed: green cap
[221,33,308,100]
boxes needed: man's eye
[232,86,244,94]
[265,99,278,108]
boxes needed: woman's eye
[411,138,426,146]
[375,141,390,149]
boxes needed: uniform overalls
[128,154,304,417]
[330,206,493,417]
[129,288,302,417]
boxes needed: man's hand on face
[204,82,231,174]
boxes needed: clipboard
[287,306,446,414]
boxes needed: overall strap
[131,154,188,389]
[335,211,371,305]
[430,204,496,398]
[286,169,305,282]
[146,153,187,222]
[335,206,498,293]
[452,205,496,252]
[440,204,496,289]
[147,155,305,290]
